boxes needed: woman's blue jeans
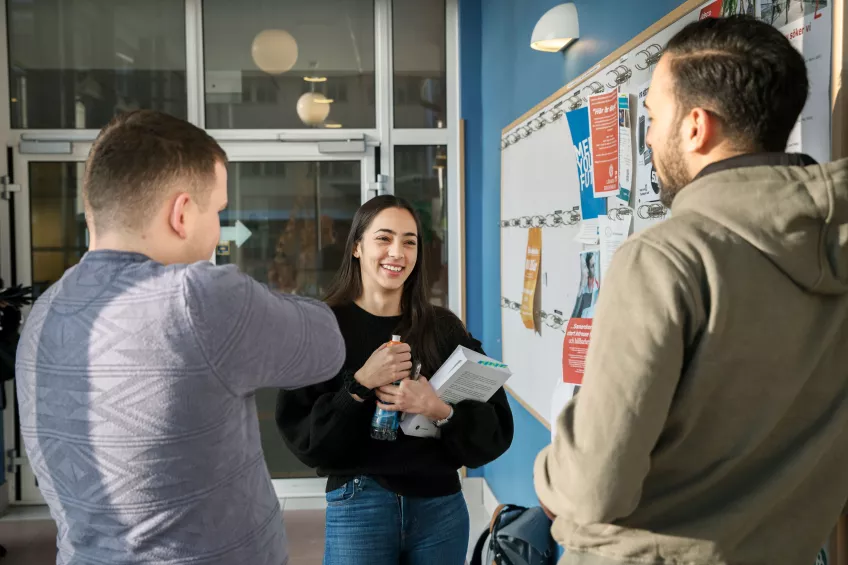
[323,476,470,565]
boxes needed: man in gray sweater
[15,110,345,565]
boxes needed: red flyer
[699,0,722,20]
[588,90,620,197]
[562,318,592,385]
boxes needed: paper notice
[769,2,832,162]
[699,0,723,19]
[598,213,633,283]
[574,219,599,245]
[589,90,620,198]
[570,250,600,320]
[550,381,574,440]
[563,318,592,385]
[566,107,608,220]
[617,93,633,206]
[520,227,542,331]
[635,80,661,206]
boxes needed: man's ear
[685,107,718,154]
[169,193,192,239]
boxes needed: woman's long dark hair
[324,195,442,373]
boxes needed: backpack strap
[469,528,489,565]
[471,503,507,565]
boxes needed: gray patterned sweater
[15,250,345,565]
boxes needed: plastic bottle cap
[391,335,401,342]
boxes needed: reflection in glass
[203,0,376,129]
[218,160,362,478]
[29,163,88,298]
[392,0,447,129]
[393,146,448,306]
[8,0,187,129]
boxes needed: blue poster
[566,107,607,220]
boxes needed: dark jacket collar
[694,152,818,182]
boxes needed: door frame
[7,140,90,504]
[5,138,380,504]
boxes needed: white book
[400,346,512,438]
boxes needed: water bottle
[370,335,402,441]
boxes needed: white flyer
[634,80,661,206]
[763,1,833,162]
[598,212,634,284]
[617,93,634,207]
[574,219,600,245]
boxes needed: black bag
[471,504,557,565]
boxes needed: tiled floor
[0,489,493,565]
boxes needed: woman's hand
[375,377,452,421]
[354,342,412,390]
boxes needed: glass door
[8,141,90,504]
[218,144,376,493]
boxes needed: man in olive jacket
[535,16,848,565]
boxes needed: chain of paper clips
[607,204,668,220]
[500,43,664,150]
[501,297,568,332]
[500,101,566,150]
[637,203,669,219]
[500,207,581,228]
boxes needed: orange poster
[589,90,620,198]
[520,228,542,330]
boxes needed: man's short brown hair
[83,110,227,234]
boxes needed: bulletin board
[499,0,847,429]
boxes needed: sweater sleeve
[184,262,345,396]
[435,312,514,469]
[275,371,373,469]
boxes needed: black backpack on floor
[470,504,557,565]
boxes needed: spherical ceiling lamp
[297,92,331,126]
[531,3,580,52]
[251,29,298,74]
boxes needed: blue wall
[460,0,687,506]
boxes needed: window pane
[203,0,376,129]
[392,0,446,129]
[217,160,362,477]
[8,0,187,129]
[393,146,448,306]
[28,163,87,298]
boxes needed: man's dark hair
[83,110,227,234]
[665,15,808,152]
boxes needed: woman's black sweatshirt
[275,302,514,497]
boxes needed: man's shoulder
[183,262,247,298]
[625,210,738,269]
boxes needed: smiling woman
[275,195,514,565]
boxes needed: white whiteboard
[499,0,840,427]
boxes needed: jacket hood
[672,154,848,295]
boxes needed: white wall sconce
[531,3,580,52]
